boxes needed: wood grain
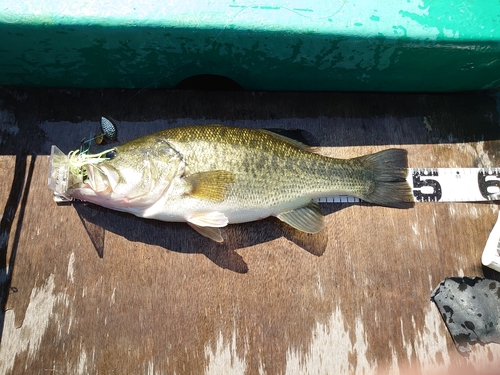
[1,87,500,374]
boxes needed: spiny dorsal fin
[185,171,236,202]
[277,201,325,233]
[260,128,320,150]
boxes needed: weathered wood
[1,87,500,374]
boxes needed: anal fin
[277,201,325,234]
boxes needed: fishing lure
[80,117,118,153]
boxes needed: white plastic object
[47,145,73,202]
[482,210,500,273]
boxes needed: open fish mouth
[66,148,119,193]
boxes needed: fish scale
[165,125,384,207]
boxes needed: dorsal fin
[261,128,320,150]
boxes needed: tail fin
[359,149,414,208]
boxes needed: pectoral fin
[185,170,236,202]
[187,223,224,243]
[277,201,325,234]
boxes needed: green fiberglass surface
[1,0,500,91]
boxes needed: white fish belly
[132,193,311,225]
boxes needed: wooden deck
[1,87,500,374]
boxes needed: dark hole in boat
[173,74,243,91]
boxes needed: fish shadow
[73,203,348,273]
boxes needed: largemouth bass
[66,125,413,242]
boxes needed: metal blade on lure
[100,117,117,141]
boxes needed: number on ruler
[412,169,442,202]
[478,169,500,199]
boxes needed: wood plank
[1,87,500,374]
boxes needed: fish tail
[358,149,414,208]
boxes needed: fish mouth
[66,148,119,196]
[81,163,119,194]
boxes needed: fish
[66,124,413,242]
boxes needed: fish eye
[106,149,117,159]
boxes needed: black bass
[66,125,413,242]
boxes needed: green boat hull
[1,0,500,91]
